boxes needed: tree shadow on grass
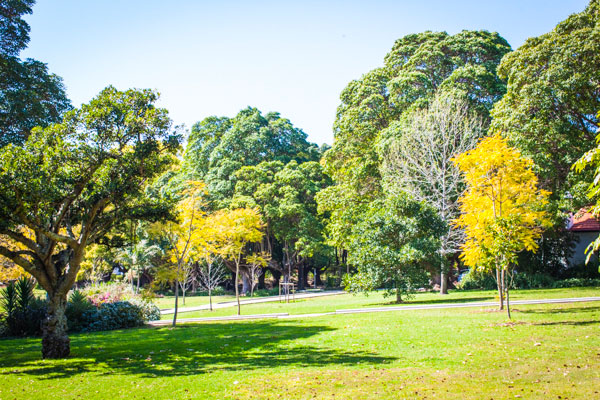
[376,296,494,306]
[0,320,396,379]
[516,306,600,315]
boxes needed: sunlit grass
[1,288,599,399]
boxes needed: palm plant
[118,240,162,293]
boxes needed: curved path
[149,295,600,326]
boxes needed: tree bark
[235,263,240,316]
[298,264,305,291]
[172,280,179,327]
[42,293,70,359]
[395,287,402,304]
[440,270,448,295]
[496,268,504,310]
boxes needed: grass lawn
[153,294,237,310]
[162,286,600,319]
[1,288,599,399]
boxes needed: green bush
[83,301,146,332]
[129,299,161,321]
[552,278,600,288]
[456,270,497,290]
[510,273,555,289]
[65,290,96,332]
[0,277,46,337]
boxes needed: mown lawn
[1,288,599,399]
[153,294,237,310]
[162,286,600,319]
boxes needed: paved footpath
[160,290,346,315]
[149,296,600,326]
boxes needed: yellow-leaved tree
[453,134,550,318]
[213,208,264,315]
[153,181,207,326]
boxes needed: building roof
[568,211,600,232]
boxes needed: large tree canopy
[490,0,600,203]
[0,0,71,146]
[319,30,511,247]
[183,107,320,206]
[0,86,181,358]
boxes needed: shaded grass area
[162,286,600,320]
[1,291,599,399]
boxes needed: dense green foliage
[0,0,71,146]
[319,30,511,250]
[491,0,599,208]
[184,107,320,206]
[344,194,445,301]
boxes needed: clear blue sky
[22,0,589,145]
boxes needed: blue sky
[22,0,589,145]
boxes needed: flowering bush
[82,282,134,306]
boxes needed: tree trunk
[235,262,241,316]
[506,285,511,319]
[395,287,402,304]
[241,272,251,295]
[136,271,140,294]
[496,268,504,310]
[182,284,186,305]
[440,270,448,295]
[42,293,70,359]
[258,272,266,289]
[209,287,213,311]
[298,264,305,291]
[172,280,179,327]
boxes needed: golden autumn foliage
[453,134,551,272]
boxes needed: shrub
[128,298,161,321]
[65,290,96,332]
[509,272,555,289]
[0,277,46,337]
[83,282,134,306]
[552,278,600,288]
[83,301,145,332]
[456,270,497,290]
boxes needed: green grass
[1,288,599,399]
[163,286,600,319]
[153,294,237,310]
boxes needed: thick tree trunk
[42,293,70,359]
[395,288,402,304]
[298,264,305,291]
[258,272,266,290]
[241,272,251,295]
[440,270,448,295]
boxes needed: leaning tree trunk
[42,293,70,359]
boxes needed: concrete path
[160,290,346,315]
[148,296,600,326]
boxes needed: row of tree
[0,0,598,359]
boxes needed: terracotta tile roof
[568,211,600,232]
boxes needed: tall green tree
[490,0,599,206]
[344,194,445,303]
[0,86,180,358]
[0,0,71,146]
[320,30,511,248]
[184,107,320,206]
[233,160,331,289]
